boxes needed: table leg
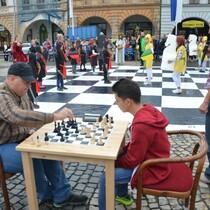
[105,160,115,210]
[21,152,38,210]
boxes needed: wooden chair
[0,157,15,210]
[136,130,207,210]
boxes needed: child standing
[69,42,79,74]
[79,44,86,71]
[141,34,154,86]
[55,42,68,91]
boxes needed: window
[1,0,6,6]
[37,0,45,9]
[189,0,199,4]
[23,0,30,10]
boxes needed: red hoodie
[115,104,171,189]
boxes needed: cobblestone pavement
[0,59,210,210]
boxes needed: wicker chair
[136,130,207,210]
[0,157,15,210]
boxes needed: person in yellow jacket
[141,34,154,85]
[168,35,187,94]
[198,36,208,72]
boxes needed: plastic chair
[136,130,207,210]
[0,157,15,210]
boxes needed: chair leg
[136,190,142,210]
[1,181,11,210]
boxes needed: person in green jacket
[136,31,146,67]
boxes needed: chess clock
[83,113,103,122]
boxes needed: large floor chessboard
[37,64,208,132]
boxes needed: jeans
[57,73,64,88]
[205,103,210,179]
[98,167,133,210]
[0,143,72,203]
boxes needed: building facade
[161,0,210,38]
[0,0,210,48]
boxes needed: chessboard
[36,64,209,132]
[40,117,114,146]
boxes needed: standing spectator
[3,41,9,61]
[79,44,87,71]
[197,36,203,70]
[55,42,68,91]
[136,31,146,67]
[89,40,98,72]
[27,53,40,109]
[35,46,47,89]
[168,36,187,94]
[69,42,79,74]
[12,34,28,63]
[199,36,208,73]
[115,33,125,65]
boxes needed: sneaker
[104,80,111,84]
[57,87,63,91]
[172,89,182,94]
[200,174,210,184]
[63,86,68,90]
[115,194,133,206]
[53,194,88,208]
[199,70,205,73]
[39,199,53,210]
[33,103,40,109]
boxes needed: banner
[171,0,183,23]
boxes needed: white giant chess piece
[161,34,177,71]
[188,34,198,56]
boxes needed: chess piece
[95,118,100,127]
[90,134,96,144]
[57,122,61,131]
[108,118,113,128]
[80,126,86,135]
[85,127,91,138]
[97,137,104,145]
[65,129,69,136]
[75,125,79,133]
[36,136,41,147]
[44,132,49,141]
[102,127,108,139]
[54,122,59,133]
[60,134,65,142]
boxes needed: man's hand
[54,107,74,121]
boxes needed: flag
[171,0,183,23]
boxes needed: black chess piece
[57,122,61,131]
[75,125,79,133]
[44,132,49,141]
[111,116,114,123]
[60,134,65,142]
[71,119,77,129]
[61,120,65,126]
[54,122,59,133]
[65,130,69,136]
[67,119,73,127]
[105,114,109,121]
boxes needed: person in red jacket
[98,78,171,210]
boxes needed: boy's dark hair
[112,78,141,103]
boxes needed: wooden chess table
[16,119,128,210]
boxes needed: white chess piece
[161,34,177,71]
[188,34,198,57]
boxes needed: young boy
[98,78,171,210]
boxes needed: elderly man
[0,62,88,209]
